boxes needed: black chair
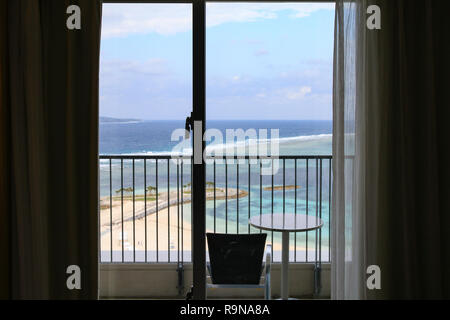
[206,233,271,299]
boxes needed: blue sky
[100,3,335,120]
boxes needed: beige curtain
[333,0,450,299]
[0,0,10,300]
[0,0,102,299]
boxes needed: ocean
[100,120,332,155]
[99,120,332,261]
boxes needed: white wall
[100,263,330,299]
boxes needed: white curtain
[332,0,376,300]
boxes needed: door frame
[102,0,333,300]
[102,0,207,299]
[192,0,206,300]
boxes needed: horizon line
[100,117,333,121]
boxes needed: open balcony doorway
[98,1,335,299]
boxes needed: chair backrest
[206,233,267,285]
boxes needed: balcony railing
[99,155,332,265]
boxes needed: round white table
[249,213,323,300]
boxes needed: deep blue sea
[100,120,332,259]
[100,120,332,155]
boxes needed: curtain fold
[333,0,450,299]
[0,0,102,299]
[0,0,11,300]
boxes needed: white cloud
[101,59,169,76]
[100,58,192,119]
[205,5,277,28]
[283,86,312,100]
[102,3,335,38]
[101,4,192,38]
[207,3,335,27]
[256,92,267,98]
[254,49,269,56]
[100,57,332,119]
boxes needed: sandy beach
[99,187,323,260]
[100,187,253,254]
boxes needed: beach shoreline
[99,188,326,256]
[100,188,251,253]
